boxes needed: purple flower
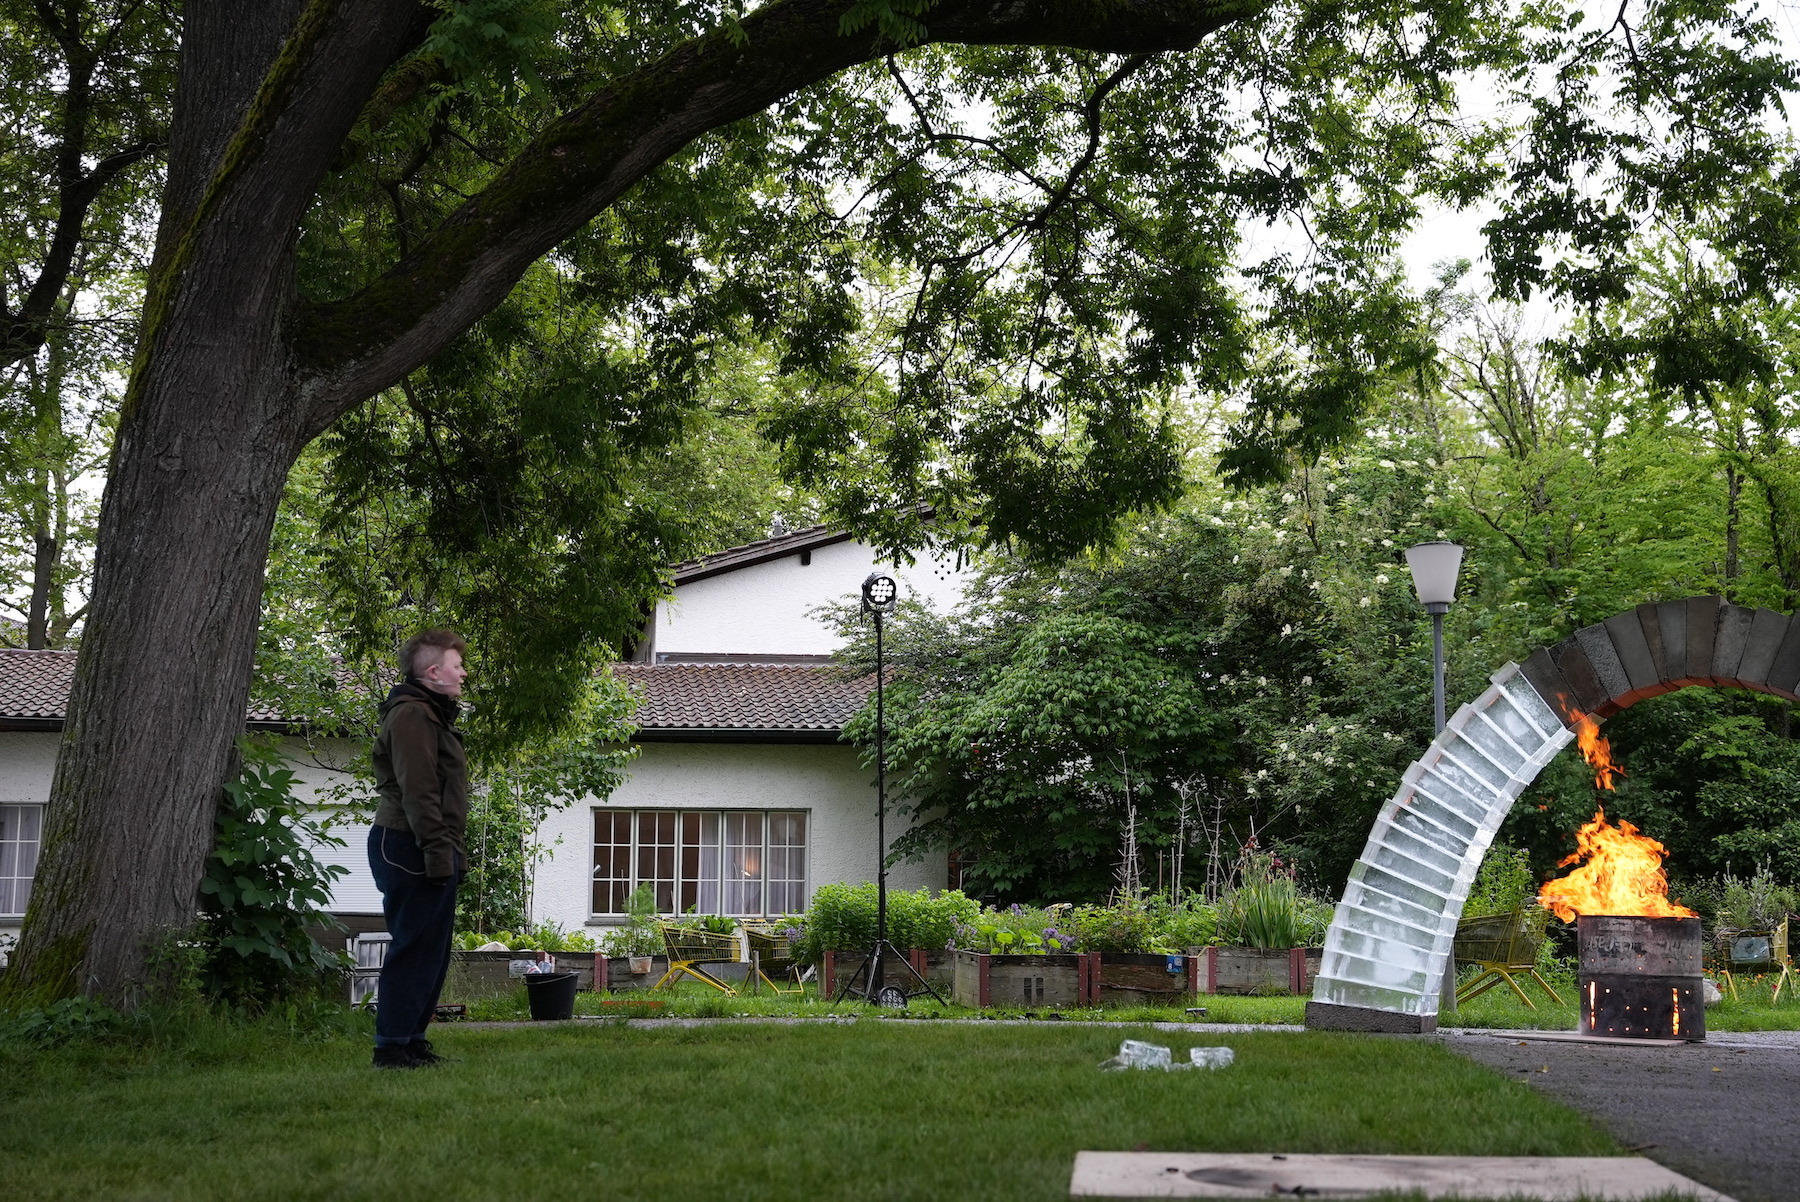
[1008,903,1024,916]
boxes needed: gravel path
[1440,1028,1800,1202]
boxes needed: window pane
[766,812,807,915]
[680,813,701,914]
[0,805,42,918]
[723,812,764,916]
[637,811,678,913]
[591,810,633,914]
[687,813,716,914]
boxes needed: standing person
[368,629,470,1069]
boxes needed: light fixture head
[1404,541,1464,613]
[862,572,899,614]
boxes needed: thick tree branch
[293,0,1263,430]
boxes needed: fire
[1538,808,1697,922]
[1574,714,1624,791]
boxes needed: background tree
[0,0,170,646]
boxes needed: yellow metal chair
[1454,909,1564,1010]
[653,922,741,996]
[1716,918,1792,1003]
[742,924,807,996]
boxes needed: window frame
[590,807,808,919]
[0,803,45,919]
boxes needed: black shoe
[407,1040,445,1066]
[372,1045,420,1070]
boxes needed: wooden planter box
[820,949,953,997]
[599,955,669,992]
[1095,953,1193,1006]
[951,949,1088,1008]
[1197,947,1321,995]
[445,950,597,998]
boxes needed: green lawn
[465,975,1800,1032]
[0,1014,1624,1202]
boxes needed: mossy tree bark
[5,0,1258,1004]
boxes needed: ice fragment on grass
[1100,1039,1173,1071]
[1187,1046,1234,1070]
[1099,1041,1235,1072]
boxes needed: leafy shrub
[948,903,1077,954]
[1069,898,1162,953]
[0,996,122,1047]
[600,884,664,958]
[454,924,598,952]
[196,740,349,1007]
[672,913,738,936]
[1715,867,1796,931]
[1216,878,1333,949]
[792,884,977,962]
[1465,844,1538,916]
[1151,897,1218,950]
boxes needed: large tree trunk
[4,0,431,1004]
[8,363,305,1002]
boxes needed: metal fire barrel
[1577,915,1704,1041]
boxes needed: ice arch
[1305,596,1800,1034]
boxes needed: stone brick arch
[1305,596,1794,1034]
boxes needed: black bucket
[524,971,580,1021]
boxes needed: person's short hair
[400,628,467,678]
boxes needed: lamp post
[1405,540,1463,1017]
[866,571,896,997]
[1404,541,1464,734]
[835,571,944,1008]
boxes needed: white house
[534,522,966,935]
[0,523,969,952]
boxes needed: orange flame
[1574,715,1624,791]
[1537,807,1697,922]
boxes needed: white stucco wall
[283,738,384,915]
[0,731,382,957]
[530,740,945,933]
[653,539,968,658]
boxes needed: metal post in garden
[1405,540,1465,1015]
[834,571,945,1008]
[1404,541,1464,736]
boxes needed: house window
[0,804,44,918]
[593,809,807,917]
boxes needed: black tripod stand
[835,573,945,1009]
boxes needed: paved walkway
[1440,1029,1800,1202]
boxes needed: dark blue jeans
[367,825,462,1049]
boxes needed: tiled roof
[671,524,854,584]
[0,651,872,741]
[0,650,75,720]
[611,663,871,736]
[0,650,363,728]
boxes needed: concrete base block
[1068,1152,1731,1199]
[1304,1000,1437,1034]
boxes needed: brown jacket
[372,682,468,879]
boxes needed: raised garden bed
[820,949,953,997]
[951,949,1088,1008]
[1094,952,1193,1006]
[598,955,669,992]
[1196,946,1321,995]
[445,950,598,998]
